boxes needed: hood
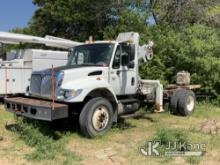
[30,65,109,98]
[31,65,109,87]
[61,66,109,84]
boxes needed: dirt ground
[0,103,220,165]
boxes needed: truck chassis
[4,84,200,121]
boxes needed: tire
[178,90,196,116]
[170,90,185,114]
[79,97,114,138]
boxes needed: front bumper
[4,97,68,121]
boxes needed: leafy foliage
[150,0,220,28]
[103,10,148,40]
[5,0,220,100]
[140,25,220,97]
[30,0,125,41]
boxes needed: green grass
[192,102,220,119]
[186,156,201,164]
[0,103,220,165]
[154,127,189,151]
[9,117,82,164]
[207,5,220,16]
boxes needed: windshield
[67,43,114,67]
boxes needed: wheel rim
[186,96,195,112]
[92,106,109,131]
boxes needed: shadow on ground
[5,116,81,140]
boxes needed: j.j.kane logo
[139,141,206,157]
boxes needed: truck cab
[55,41,138,100]
[30,33,141,102]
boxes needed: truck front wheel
[79,97,114,138]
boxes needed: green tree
[103,9,148,40]
[30,0,125,41]
[149,0,220,28]
[139,24,220,98]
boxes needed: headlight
[57,72,64,87]
[62,89,83,99]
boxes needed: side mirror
[130,44,135,61]
[112,54,120,69]
[121,53,128,66]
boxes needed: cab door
[109,43,137,95]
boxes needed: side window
[120,43,135,68]
[77,52,84,64]
[112,46,121,69]
[121,44,129,66]
[129,44,135,62]
[74,51,89,64]
[121,43,135,62]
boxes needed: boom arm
[116,32,154,62]
[0,31,82,49]
[138,41,154,62]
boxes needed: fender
[60,76,118,103]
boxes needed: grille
[30,74,56,97]
[41,75,52,96]
[30,74,42,95]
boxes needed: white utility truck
[0,49,68,96]
[0,31,81,96]
[4,32,198,138]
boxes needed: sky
[0,0,37,31]
[0,1,155,32]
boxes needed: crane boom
[0,31,81,49]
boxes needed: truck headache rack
[4,97,68,121]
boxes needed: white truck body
[0,49,68,95]
[0,31,82,96]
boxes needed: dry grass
[0,102,219,165]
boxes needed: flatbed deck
[166,84,201,90]
[5,97,67,108]
[4,97,68,121]
[163,84,201,100]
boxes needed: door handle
[131,77,135,86]
[116,70,120,75]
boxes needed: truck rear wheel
[79,97,114,138]
[178,90,196,116]
[170,90,183,114]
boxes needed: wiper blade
[67,63,107,67]
[79,63,97,66]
